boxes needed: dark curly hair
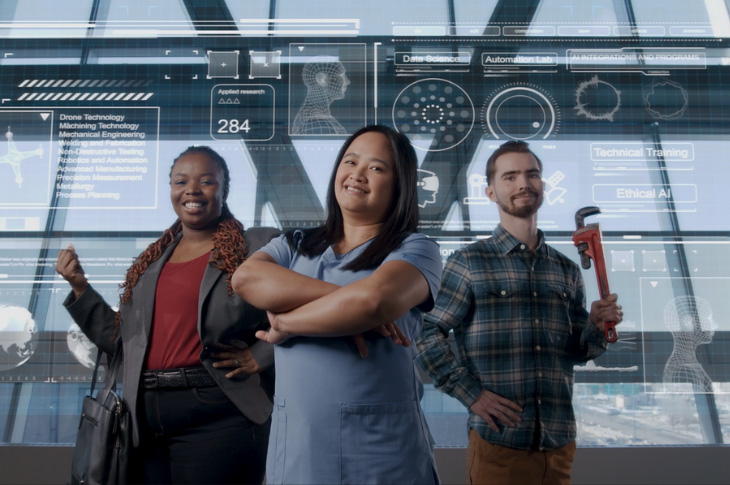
[114,146,245,333]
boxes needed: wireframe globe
[0,305,38,371]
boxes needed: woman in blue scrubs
[233,125,442,484]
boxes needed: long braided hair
[114,146,246,333]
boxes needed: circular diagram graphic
[645,80,688,120]
[482,83,560,140]
[392,78,474,152]
[575,75,621,122]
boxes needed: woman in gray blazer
[55,146,279,484]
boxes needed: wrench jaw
[574,206,601,230]
[574,240,592,270]
[574,206,601,271]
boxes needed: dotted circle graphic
[392,78,475,152]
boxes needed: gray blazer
[64,226,280,446]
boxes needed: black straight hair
[286,125,419,271]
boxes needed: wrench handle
[596,267,618,343]
[573,223,619,343]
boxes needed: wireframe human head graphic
[292,57,350,135]
[664,295,716,344]
[301,57,349,101]
[663,295,717,392]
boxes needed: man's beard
[498,190,544,218]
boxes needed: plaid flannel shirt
[415,225,607,450]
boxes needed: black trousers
[129,385,270,485]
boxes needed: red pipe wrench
[572,206,618,343]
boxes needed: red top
[144,251,210,370]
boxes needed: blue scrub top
[260,232,442,485]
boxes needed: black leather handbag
[69,341,130,485]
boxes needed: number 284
[217,119,251,134]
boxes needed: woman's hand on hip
[211,343,261,378]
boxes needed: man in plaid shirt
[416,140,623,485]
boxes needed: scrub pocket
[340,401,434,484]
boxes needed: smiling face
[169,152,226,232]
[485,150,544,219]
[334,131,396,226]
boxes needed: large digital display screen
[1,10,729,447]
[1,47,727,234]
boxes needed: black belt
[141,366,217,389]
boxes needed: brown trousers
[467,429,576,485]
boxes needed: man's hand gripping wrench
[572,206,618,343]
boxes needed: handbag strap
[88,347,104,396]
[93,339,123,404]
